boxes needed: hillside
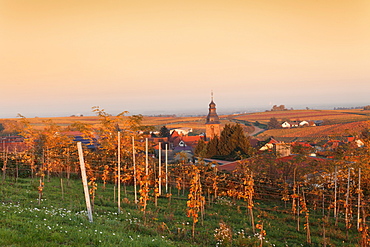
[256,120,370,141]
[232,109,370,125]
[2,109,370,137]
[0,115,236,135]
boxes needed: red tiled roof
[148,137,168,143]
[217,161,241,172]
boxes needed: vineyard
[1,115,238,135]
[1,154,368,246]
[1,109,370,246]
[2,109,370,138]
[257,120,370,141]
[233,109,370,125]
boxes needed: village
[0,97,367,172]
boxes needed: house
[152,130,204,162]
[281,121,291,128]
[314,120,323,126]
[282,120,315,128]
[169,127,192,136]
[148,137,168,145]
[274,143,291,157]
[259,137,291,156]
[308,121,316,127]
[63,131,99,149]
[290,121,300,128]
[355,139,365,147]
[259,137,280,151]
[299,120,309,127]
[0,136,26,152]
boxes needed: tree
[267,117,281,129]
[219,124,254,159]
[159,126,170,138]
[271,105,287,111]
[201,124,254,160]
[0,123,4,133]
[194,138,207,158]
[206,136,220,158]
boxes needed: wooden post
[133,136,138,204]
[334,166,337,219]
[117,132,121,213]
[60,178,64,200]
[297,185,300,232]
[165,143,168,194]
[145,138,149,191]
[158,142,162,196]
[345,167,351,229]
[2,146,8,182]
[77,142,93,223]
[357,168,361,230]
[145,138,149,176]
[114,183,116,203]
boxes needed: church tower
[205,93,221,140]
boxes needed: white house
[281,121,291,128]
[299,120,309,127]
[169,127,193,136]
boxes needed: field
[257,120,370,141]
[0,175,362,247]
[232,109,370,125]
[1,115,236,134]
[2,109,370,140]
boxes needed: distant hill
[256,120,370,141]
[232,109,370,125]
[3,109,370,137]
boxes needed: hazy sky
[1,0,369,118]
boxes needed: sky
[1,0,370,118]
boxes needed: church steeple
[206,97,220,124]
[205,92,221,140]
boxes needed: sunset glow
[1,0,369,117]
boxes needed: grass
[0,176,362,246]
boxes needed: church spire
[205,92,221,140]
[206,92,220,124]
